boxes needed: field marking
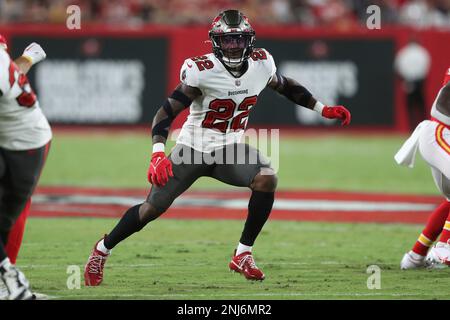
[31,187,443,223]
[176,198,435,212]
[33,194,436,212]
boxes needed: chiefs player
[85,10,351,286]
[398,68,450,269]
[0,35,51,299]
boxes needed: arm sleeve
[0,50,11,96]
[180,58,200,88]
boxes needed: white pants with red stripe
[418,120,450,200]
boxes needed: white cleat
[0,275,48,300]
[32,292,49,300]
[425,242,450,269]
[0,281,8,300]
[0,264,34,300]
[400,252,426,270]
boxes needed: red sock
[5,199,31,264]
[438,211,450,244]
[412,200,450,256]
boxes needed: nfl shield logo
[235,80,241,86]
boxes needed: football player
[397,67,450,269]
[85,10,351,285]
[0,35,51,299]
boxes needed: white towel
[394,120,430,168]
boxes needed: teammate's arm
[267,72,351,126]
[148,83,202,187]
[14,57,33,75]
[15,43,47,74]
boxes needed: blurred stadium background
[1,0,450,299]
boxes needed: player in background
[85,10,351,286]
[396,67,450,269]
[0,36,43,268]
[0,35,51,299]
[0,36,48,270]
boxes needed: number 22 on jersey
[202,96,258,133]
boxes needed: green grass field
[21,219,450,300]
[19,131,450,300]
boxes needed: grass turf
[20,218,450,300]
[21,131,447,300]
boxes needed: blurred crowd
[0,0,449,29]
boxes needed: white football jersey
[0,49,51,150]
[177,49,276,153]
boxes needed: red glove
[322,105,351,126]
[147,152,173,187]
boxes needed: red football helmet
[0,34,7,50]
[443,67,450,86]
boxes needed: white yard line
[33,194,436,212]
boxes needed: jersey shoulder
[0,49,10,66]
[0,50,12,95]
[0,49,11,73]
[180,53,219,88]
[249,48,277,78]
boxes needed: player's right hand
[147,152,173,187]
[22,42,47,65]
[322,105,351,126]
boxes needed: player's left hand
[322,105,351,126]
[22,42,47,65]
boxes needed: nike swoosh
[154,157,162,166]
[187,63,192,68]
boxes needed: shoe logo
[152,157,163,170]
[187,63,192,68]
